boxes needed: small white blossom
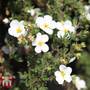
[8,20,26,38]
[27,8,40,16]
[56,20,75,38]
[36,15,56,35]
[84,5,90,20]
[69,57,76,63]
[32,33,49,53]
[72,76,86,90]
[3,18,9,24]
[54,65,72,85]
[27,9,35,16]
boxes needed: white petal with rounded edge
[43,28,53,35]
[57,31,65,38]
[32,41,36,46]
[8,27,17,37]
[35,46,42,53]
[64,75,72,83]
[50,21,56,29]
[75,77,86,89]
[59,65,66,71]
[20,20,24,24]
[69,26,75,33]
[56,77,64,85]
[56,22,64,30]
[64,20,72,26]
[10,20,19,27]
[35,33,42,41]
[8,28,13,36]
[36,32,42,37]
[55,71,60,77]
[55,71,64,84]
[65,67,72,75]
[80,80,86,88]
[44,15,52,21]
[41,35,49,42]
[41,44,49,52]
[36,17,44,26]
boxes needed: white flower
[3,18,9,24]
[32,33,49,53]
[27,8,40,16]
[72,76,86,90]
[36,15,56,35]
[54,65,72,84]
[8,20,26,38]
[27,9,35,16]
[56,20,75,38]
[84,5,90,20]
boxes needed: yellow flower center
[64,28,68,33]
[60,71,65,77]
[61,21,64,24]
[43,23,49,29]
[37,41,44,46]
[16,27,22,33]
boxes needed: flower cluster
[8,14,87,89]
[8,15,76,54]
[54,64,86,90]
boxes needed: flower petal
[55,71,64,84]
[41,35,49,42]
[36,32,42,37]
[65,67,72,74]
[59,64,66,71]
[55,71,60,77]
[64,75,72,83]
[44,15,52,21]
[64,20,72,26]
[32,41,36,46]
[43,29,53,35]
[36,17,44,27]
[56,22,64,30]
[41,44,49,52]
[75,76,86,90]
[50,21,56,29]
[57,31,65,38]
[35,46,42,53]
[10,20,19,27]
[56,77,64,85]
